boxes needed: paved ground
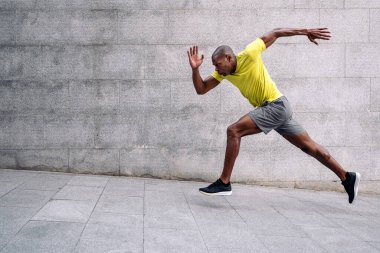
[0,169,380,253]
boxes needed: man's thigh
[229,114,262,137]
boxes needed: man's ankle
[219,177,230,185]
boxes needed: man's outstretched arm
[187,46,220,95]
[260,28,331,49]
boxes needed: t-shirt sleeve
[211,70,225,82]
[244,38,266,57]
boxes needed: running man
[187,28,360,204]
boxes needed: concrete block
[139,111,171,147]
[169,148,221,181]
[14,149,69,172]
[345,0,380,8]
[0,45,94,79]
[346,44,380,77]
[194,0,293,9]
[320,9,369,43]
[120,147,171,178]
[143,0,193,9]
[0,46,28,79]
[44,114,95,148]
[0,0,37,9]
[69,148,119,175]
[36,45,94,79]
[319,146,371,181]
[68,80,119,114]
[167,10,220,45]
[0,11,15,44]
[148,112,221,148]
[36,0,142,10]
[32,199,95,223]
[293,44,345,77]
[0,46,93,79]
[93,45,144,79]
[171,80,220,114]
[0,80,69,115]
[0,115,44,149]
[371,78,380,111]
[370,10,380,42]
[94,113,144,148]
[295,0,344,8]
[15,10,117,44]
[279,78,371,112]
[118,10,167,44]
[0,150,17,170]
[119,79,171,113]
[296,112,372,147]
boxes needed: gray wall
[1,0,379,192]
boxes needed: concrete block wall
[1,0,379,193]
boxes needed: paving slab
[0,169,379,253]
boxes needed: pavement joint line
[72,176,110,251]
[143,179,146,253]
[223,196,273,252]
[0,186,62,250]
[182,191,210,253]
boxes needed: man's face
[212,55,233,76]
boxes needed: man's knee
[227,125,240,138]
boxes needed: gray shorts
[248,96,305,136]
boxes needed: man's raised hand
[187,46,204,70]
[307,28,331,45]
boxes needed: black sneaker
[199,179,232,196]
[342,172,361,204]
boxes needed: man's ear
[225,54,231,62]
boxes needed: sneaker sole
[199,190,232,196]
[353,172,361,202]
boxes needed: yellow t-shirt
[211,38,283,107]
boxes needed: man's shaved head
[212,45,235,60]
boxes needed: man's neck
[231,56,237,74]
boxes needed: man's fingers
[201,54,204,60]
[196,46,198,55]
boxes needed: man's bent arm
[261,28,331,48]
[192,69,220,95]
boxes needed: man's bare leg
[282,131,346,181]
[219,115,262,184]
